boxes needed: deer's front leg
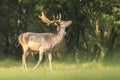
[48,52,52,70]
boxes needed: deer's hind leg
[33,48,44,70]
[22,45,29,69]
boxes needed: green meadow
[0,0,120,80]
[0,59,120,80]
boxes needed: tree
[0,0,119,62]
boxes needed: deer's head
[38,12,72,31]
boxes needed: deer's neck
[55,27,66,44]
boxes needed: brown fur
[18,21,72,70]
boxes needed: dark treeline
[0,0,120,62]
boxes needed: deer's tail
[15,42,20,47]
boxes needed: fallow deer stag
[18,12,72,70]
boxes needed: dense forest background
[0,0,120,63]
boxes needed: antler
[58,13,61,21]
[55,13,61,22]
[38,11,62,26]
[38,11,55,26]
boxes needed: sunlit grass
[0,59,120,80]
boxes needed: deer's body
[19,32,56,52]
[18,12,72,70]
[19,28,66,52]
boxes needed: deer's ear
[54,22,60,26]
[56,26,60,32]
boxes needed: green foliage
[0,0,120,62]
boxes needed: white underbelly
[28,41,41,51]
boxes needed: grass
[0,59,120,80]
